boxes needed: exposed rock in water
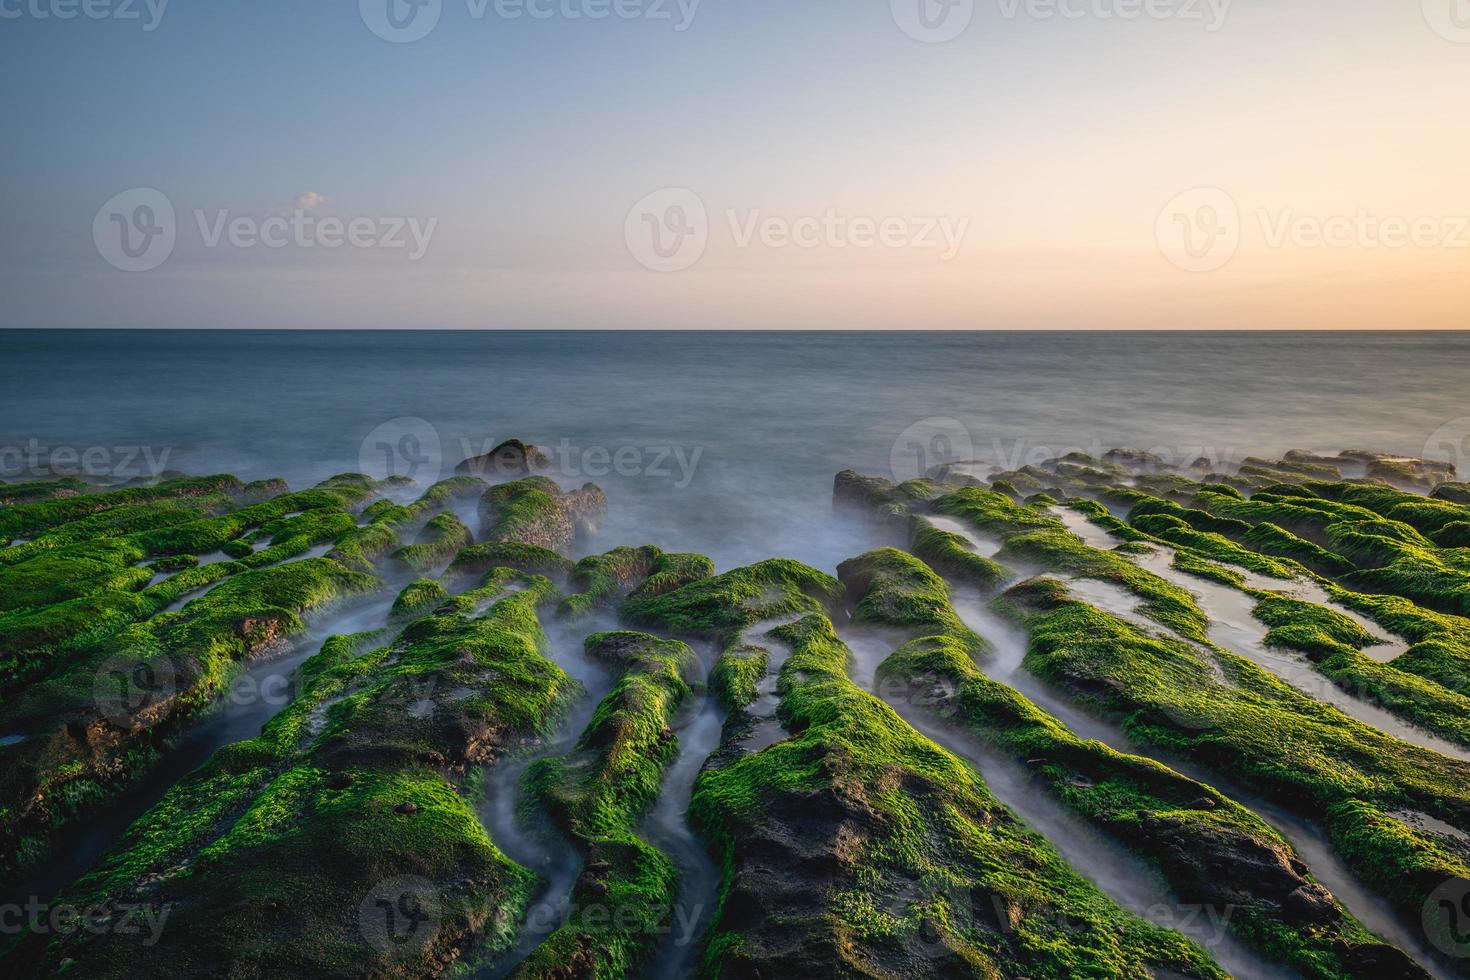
[1431,481,1470,503]
[478,477,607,553]
[455,439,551,479]
[1104,448,1168,472]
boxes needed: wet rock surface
[3,445,1469,979]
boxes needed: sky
[1,0,1468,330]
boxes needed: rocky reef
[3,442,1470,978]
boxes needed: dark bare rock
[456,438,551,479]
[1432,482,1470,504]
[1104,448,1168,472]
[1282,883,1340,925]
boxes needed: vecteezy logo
[1423,878,1470,958]
[93,188,176,273]
[359,417,444,483]
[891,417,974,483]
[1424,417,1470,480]
[360,0,442,43]
[359,876,443,956]
[892,0,975,43]
[624,188,709,272]
[1156,187,1241,273]
[1424,0,1470,42]
[93,653,178,728]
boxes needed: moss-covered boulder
[478,478,606,553]
[8,585,579,977]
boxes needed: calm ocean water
[3,329,1468,572]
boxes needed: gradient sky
[2,0,1468,329]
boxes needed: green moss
[559,546,715,619]
[1431,522,1470,549]
[868,630,1395,980]
[328,522,401,574]
[838,548,979,645]
[840,547,1391,980]
[512,632,698,979]
[1129,497,1252,537]
[1241,523,1356,577]
[14,586,578,977]
[447,542,576,582]
[911,521,1009,589]
[391,512,473,573]
[625,551,714,602]
[147,554,198,573]
[392,578,449,620]
[0,475,245,543]
[708,642,770,712]
[0,476,90,505]
[621,559,842,644]
[0,545,153,613]
[479,477,605,552]
[833,470,945,525]
[560,546,663,618]
[1320,591,1470,696]
[1000,526,1210,642]
[688,613,1225,979]
[0,557,381,880]
[1005,582,1470,956]
[329,478,486,573]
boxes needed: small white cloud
[295,191,328,212]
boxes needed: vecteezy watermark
[1424,417,1470,481]
[93,652,178,728]
[360,418,446,484]
[193,209,437,260]
[0,0,169,30]
[457,436,705,489]
[360,0,700,43]
[1156,187,1241,273]
[625,188,970,273]
[1257,209,1470,251]
[357,421,706,489]
[624,188,709,273]
[1423,878,1470,958]
[1157,186,1470,272]
[93,188,177,273]
[892,0,976,43]
[0,440,173,480]
[891,418,976,483]
[889,419,1242,483]
[874,671,961,720]
[0,897,172,945]
[891,0,1229,43]
[1423,0,1470,43]
[726,210,969,260]
[358,876,705,958]
[516,894,705,946]
[359,876,443,957]
[995,0,1231,30]
[94,188,437,272]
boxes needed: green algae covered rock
[844,547,1428,979]
[512,632,699,979]
[687,613,1227,979]
[560,546,714,619]
[621,558,841,642]
[0,556,380,881]
[478,477,607,553]
[8,586,579,977]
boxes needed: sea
[3,329,1468,573]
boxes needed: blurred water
[4,329,1468,572]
